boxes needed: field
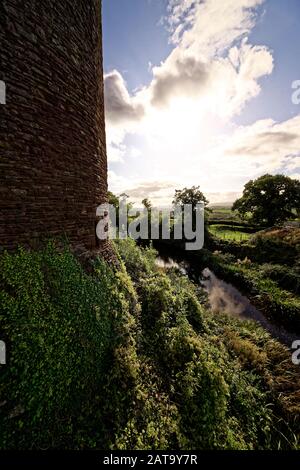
[209,224,252,241]
[205,221,300,331]
[208,206,238,222]
[208,206,258,241]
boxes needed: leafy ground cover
[0,240,299,450]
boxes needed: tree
[107,191,119,209]
[173,186,210,231]
[173,186,209,208]
[232,174,300,227]
[142,198,152,211]
[107,191,134,229]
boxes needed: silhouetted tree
[142,198,152,210]
[232,174,300,227]
[173,186,210,231]
[173,186,209,208]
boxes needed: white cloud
[107,170,130,194]
[223,115,300,165]
[148,38,273,115]
[108,110,300,202]
[201,115,300,185]
[104,0,272,127]
[166,0,264,55]
[107,173,179,206]
[150,55,210,107]
[104,0,297,205]
[207,192,242,205]
[104,70,144,125]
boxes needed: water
[201,268,299,346]
[155,250,298,347]
[155,256,187,274]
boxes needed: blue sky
[102,0,300,205]
[103,0,171,92]
[237,0,300,124]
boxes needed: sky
[102,0,300,206]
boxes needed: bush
[116,239,299,450]
[210,235,298,266]
[259,264,300,295]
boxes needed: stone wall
[0,0,111,255]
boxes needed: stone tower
[0,0,111,256]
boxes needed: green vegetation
[203,222,299,333]
[206,251,300,332]
[253,227,300,248]
[1,240,299,449]
[173,186,209,208]
[173,185,211,226]
[0,243,117,448]
[208,206,241,223]
[209,224,252,241]
[209,227,299,266]
[233,174,300,226]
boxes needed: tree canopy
[173,186,210,231]
[173,186,209,208]
[142,198,152,210]
[232,174,300,227]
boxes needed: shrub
[116,239,288,450]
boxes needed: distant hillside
[208,203,233,209]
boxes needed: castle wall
[0,0,110,253]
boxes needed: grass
[209,224,252,241]
[253,227,300,247]
[208,207,238,222]
[208,226,298,266]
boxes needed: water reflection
[201,267,299,347]
[155,251,298,347]
[155,256,187,274]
